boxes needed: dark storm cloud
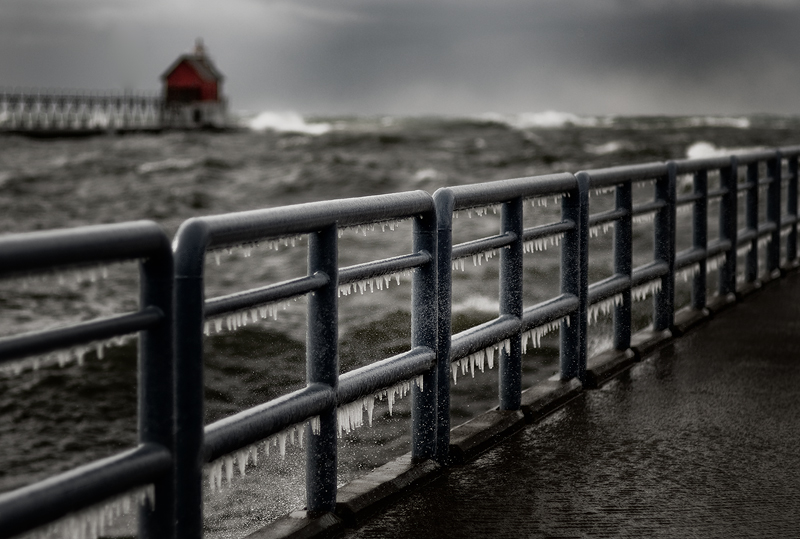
[1,0,799,114]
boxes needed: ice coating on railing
[0,333,137,377]
[521,316,569,353]
[19,484,154,539]
[632,211,657,225]
[675,263,701,282]
[676,204,693,216]
[337,375,424,436]
[587,294,623,325]
[757,235,772,250]
[632,279,662,302]
[208,236,304,265]
[707,253,727,272]
[451,339,510,385]
[589,222,614,238]
[452,204,500,220]
[451,249,499,272]
[2,260,137,288]
[591,186,616,197]
[203,300,298,336]
[207,417,320,493]
[523,233,564,254]
[338,270,411,296]
[781,224,793,238]
[338,218,408,237]
[527,194,565,208]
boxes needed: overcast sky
[2,0,799,116]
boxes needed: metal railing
[0,222,174,539]
[1,146,799,539]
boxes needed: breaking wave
[479,111,608,129]
[246,111,331,135]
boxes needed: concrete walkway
[340,272,800,538]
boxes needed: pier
[1,147,799,539]
[0,90,162,136]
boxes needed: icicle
[205,300,294,335]
[521,316,568,353]
[338,270,411,298]
[757,235,772,250]
[587,294,623,325]
[591,186,616,197]
[675,263,701,282]
[632,211,657,225]
[523,233,564,254]
[632,279,662,302]
[707,253,727,272]
[589,222,614,238]
[19,485,156,539]
[781,225,793,238]
[341,218,408,237]
[1,333,137,378]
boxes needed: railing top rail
[577,162,668,187]
[778,145,800,157]
[672,155,733,174]
[439,172,576,210]
[176,191,433,255]
[0,221,170,278]
[734,149,778,165]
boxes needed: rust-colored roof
[161,54,224,82]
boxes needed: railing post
[499,197,523,410]
[306,224,339,514]
[692,169,708,309]
[654,163,676,331]
[562,174,587,381]
[613,181,632,350]
[433,188,455,464]
[745,163,759,284]
[412,209,438,461]
[138,243,175,539]
[767,152,782,275]
[173,219,210,539]
[719,159,738,296]
[787,154,799,265]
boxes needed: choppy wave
[478,111,608,129]
[685,141,765,159]
[245,111,331,135]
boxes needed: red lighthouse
[160,39,227,128]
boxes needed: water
[2,112,799,537]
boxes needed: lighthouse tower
[160,39,227,129]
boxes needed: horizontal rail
[204,274,330,318]
[632,200,667,216]
[337,346,436,404]
[737,229,757,245]
[675,247,706,269]
[447,173,577,210]
[588,208,627,227]
[204,384,335,463]
[0,443,171,539]
[676,192,703,205]
[521,220,575,242]
[581,162,668,187]
[452,233,516,260]
[588,274,629,305]
[758,222,778,236]
[735,149,777,165]
[631,261,669,287]
[196,191,434,250]
[339,252,431,285]
[450,315,520,362]
[737,182,756,192]
[521,294,579,332]
[708,188,729,199]
[707,239,731,257]
[672,155,733,174]
[0,221,169,277]
[0,307,162,364]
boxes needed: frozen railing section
[0,221,175,539]
[4,146,800,539]
[171,191,437,537]
[433,172,582,455]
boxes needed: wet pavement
[340,272,800,538]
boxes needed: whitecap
[685,141,765,160]
[247,111,331,135]
[137,157,195,175]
